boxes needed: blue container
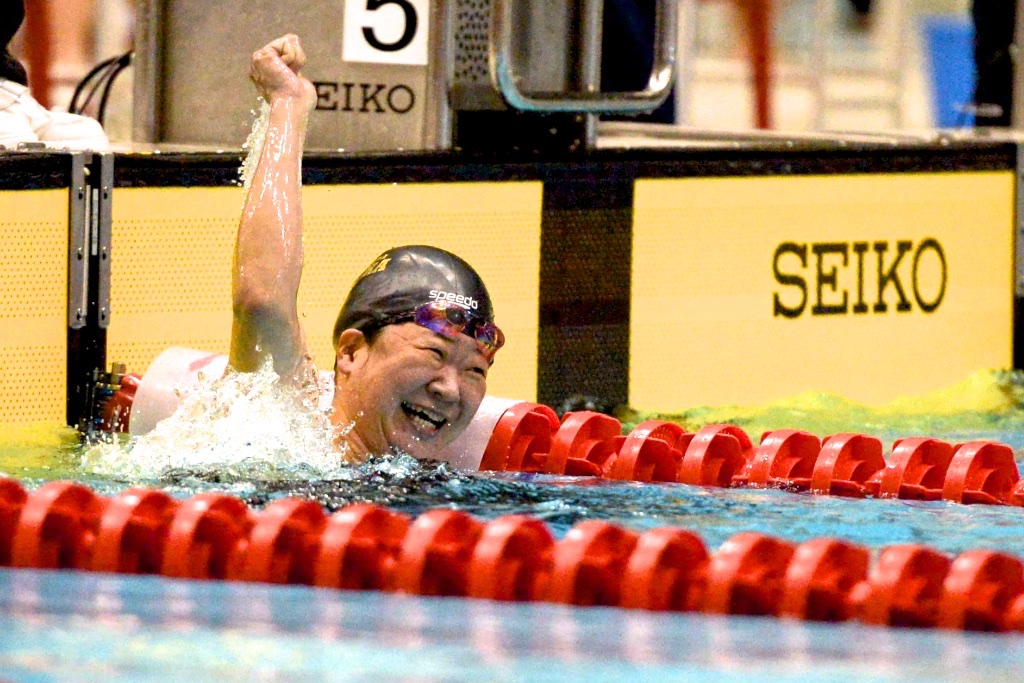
[921,15,976,127]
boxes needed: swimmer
[232,34,504,462]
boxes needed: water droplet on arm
[239,99,272,191]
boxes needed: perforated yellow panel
[108,187,241,372]
[0,189,69,423]
[109,182,543,400]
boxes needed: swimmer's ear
[335,328,368,375]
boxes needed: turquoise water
[5,455,1024,681]
[5,370,1024,679]
[13,446,1024,557]
[85,461,1024,557]
[2,566,1023,682]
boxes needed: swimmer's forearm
[237,96,307,293]
[231,95,309,376]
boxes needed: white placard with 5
[343,0,430,65]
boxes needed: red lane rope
[488,407,1024,507]
[2,477,1024,633]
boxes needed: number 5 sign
[343,0,430,65]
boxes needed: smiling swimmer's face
[333,322,489,460]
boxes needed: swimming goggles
[388,300,505,361]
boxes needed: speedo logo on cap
[429,290,479,310]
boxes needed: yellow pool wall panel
[108,186,239,373]
[630,172,1015,411]
[0,189,69,423]
[109,181,542,401]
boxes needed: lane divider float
[485,406,1024,507]
[94,350,1023,508]
[2,478,1024,633]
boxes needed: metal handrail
[488,0,678,114]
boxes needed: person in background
[234,34,503,463]
[0,0,108,149]
[1,0,28,87]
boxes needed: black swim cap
[333,245,495,344]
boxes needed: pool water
[3,566,1023,682]
[3,369,1024,679]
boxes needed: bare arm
[230,35,317,380]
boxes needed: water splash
[9,367,1024,485]
[239,99,271,190]
[80,360,347,481]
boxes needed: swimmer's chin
[331,423,455,464]
[338,444,436,465]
